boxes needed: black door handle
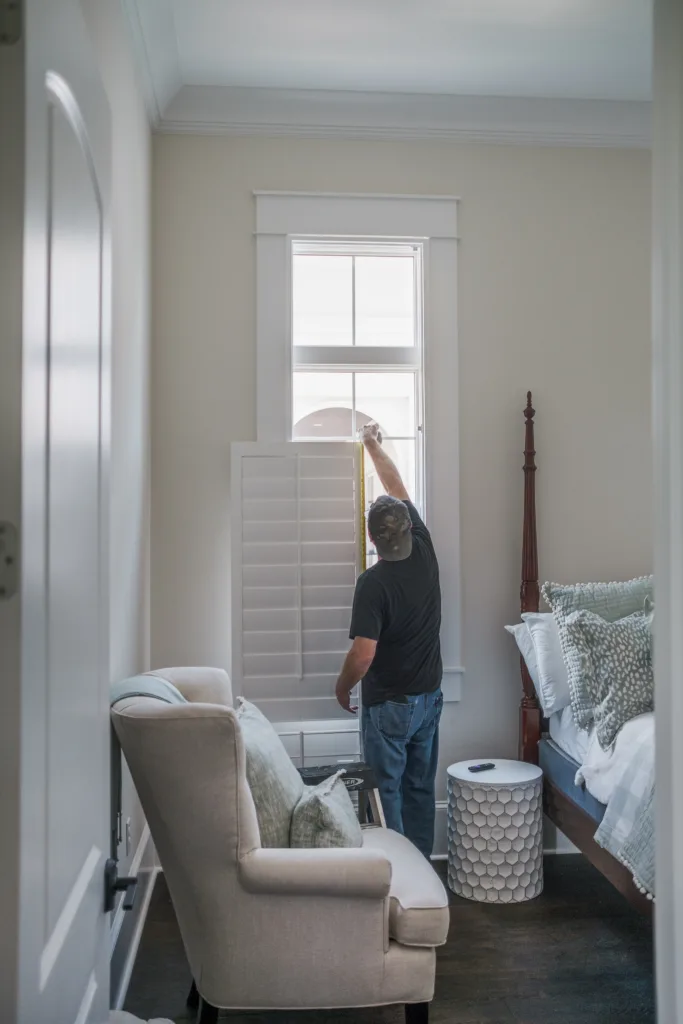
[117,875,138,912]
[104,858,139,913]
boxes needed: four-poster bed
[516,393,652,916]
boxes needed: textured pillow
[236,698,304,848]
[542,577,653,727]
[522,612,571,716]
[563,609,653,750]
[644,596,654,633]
[290,771,363,849]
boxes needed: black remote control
[468,762,495,773]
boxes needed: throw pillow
[644,596,654,633]
[522,612,571,716]
[236,698,304,848]
[110,674,188,707]
[563,609,654,750]
[505,614,571,717]
[290,771,363,849]
[542,577,653,727]
[505,621,540,692]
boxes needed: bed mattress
[538,737,607,824]
[548,705,593,765]
[544,709,654,811]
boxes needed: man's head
[367,495,413,562]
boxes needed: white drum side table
[447,760,543,904]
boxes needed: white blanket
[575,711,654,806]
[574,711,655,900]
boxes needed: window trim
[254,192,462,701]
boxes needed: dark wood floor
[125,856,653,1024]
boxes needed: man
[335,423,443,859]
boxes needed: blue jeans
[362,689,443,859]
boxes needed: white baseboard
[434,800,448,858]
[110,824,159,1011]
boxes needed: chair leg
[187,979,199,1009]
[405,1002,429,1024]
[196,997,219,1024]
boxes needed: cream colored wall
[83,0,151,875]
[152,135,651,803]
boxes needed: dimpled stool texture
[446,760,544,903]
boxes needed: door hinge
[0,522,18,600]
[0,0,21,45]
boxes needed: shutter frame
[231,441,362,721]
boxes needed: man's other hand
[335,679,358,714]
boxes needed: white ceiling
[125,0,652,145]
[167,0,651,101]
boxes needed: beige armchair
[111,668,449,1024]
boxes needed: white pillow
[505,615,571,717]
[522,612,571,716]
[505,621,540,690]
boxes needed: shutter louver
[232,442,361,720]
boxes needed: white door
[15,2,112,1022]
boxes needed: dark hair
[367,495,413,562]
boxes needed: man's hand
[359,422,383,446]
[358,422,409,501]
[335,637,377,713]
[335,678,358,714]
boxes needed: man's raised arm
[360,423,410,501]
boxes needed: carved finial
[525,391,535,420]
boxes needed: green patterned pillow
[542,577,653,727]
[290,771,363,849]
[563,610,653,750]
[236,698,304,848]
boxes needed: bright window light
[291,239,424,566]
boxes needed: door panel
[19,3,112,1022]
[46,90,104,937]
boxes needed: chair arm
[239,846,392,899]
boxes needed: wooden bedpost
[519,392,542,763]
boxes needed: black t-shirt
[349,501,442,706]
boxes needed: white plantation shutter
[231,442,362,722]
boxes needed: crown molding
[121,0,183,128]
[157,85,651,148]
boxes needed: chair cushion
[362,828,450,947]
[290,771,363,849]
[236,698,304,848]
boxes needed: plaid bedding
[593,725,655,900]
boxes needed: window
[291,241,424,563]
[252,192,462,706]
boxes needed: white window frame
[291,236,425,514]
[255,191,462,701]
